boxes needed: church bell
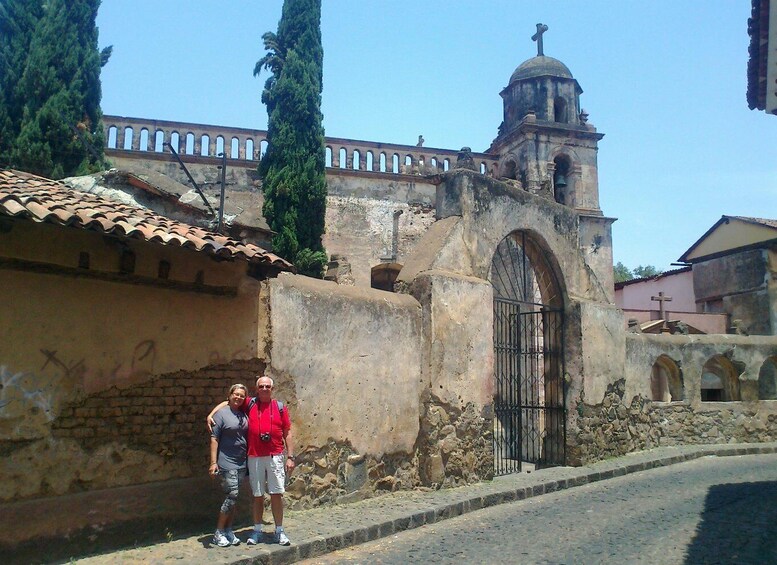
[554,172,567,188]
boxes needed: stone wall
[569,332,777,464]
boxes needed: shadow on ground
[685,480,777,564]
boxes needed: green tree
[0,0,44,168]
[632,265,662,278]
[10,0,110,179]
[613,261,633,283]
[255,0,327,277]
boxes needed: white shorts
[247,455,286,496]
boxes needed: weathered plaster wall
[0,221,267,444]
[693,248,775,335]
[324,196,436,287]
[268,273,422,456]
[265,273,430,505]
[430,171,611,305]
[616,269,696,312]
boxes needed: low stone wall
[572,378,777,464]
[570,331,777,464]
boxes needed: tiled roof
[727,215,777,229]
[614,265,691,290]
[0,169,293,271]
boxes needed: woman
[209,383,249,547]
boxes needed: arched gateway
[490,230,566,474]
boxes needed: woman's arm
[206,401,228,432]
[209,436,219,476]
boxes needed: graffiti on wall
[0,364,56,427]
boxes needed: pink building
[615,267,727,334]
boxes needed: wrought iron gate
[491,232,566,476]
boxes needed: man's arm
[283,427,295,474]
[206,401,228,432]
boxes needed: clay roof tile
[0,169,293,272]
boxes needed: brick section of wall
[51,358,266,465]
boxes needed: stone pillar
[405,270,495,486]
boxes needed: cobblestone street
[301,454,777,564]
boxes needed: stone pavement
[72,442,777,565]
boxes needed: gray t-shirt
[211,406,248,470]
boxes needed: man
[208,375,295,545]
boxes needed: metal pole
[217,152,227,233]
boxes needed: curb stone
[71,442,777,564]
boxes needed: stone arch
[650,355,683,402]
[325,146,333,167]
[107,125,118,149]
[139,128,149,151]
[170,131,180,153]
[759,356,777,400]
[371,263,402,292]
[215,135,225,157]
[246,139,255,160]
[338,147,347,169]
[553,96,568,123]
[185,132,195,154]
[490,230,566,473]
[154,130,165,152]
[501,157,519,180]
[552,154,571,205]
[123,127,134,150]
[230,137,239,159]
[701,354,740,402]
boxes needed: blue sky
[96,1,776,271]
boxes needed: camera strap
[247,398,285,437]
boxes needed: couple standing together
[207,375,295,547]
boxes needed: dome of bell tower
[509,55,573,84]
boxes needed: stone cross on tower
[531,23,549,56]
[651,291,673,323]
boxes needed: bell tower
[489,24,605,215]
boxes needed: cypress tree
[11,0,109,179]
[255,0,328,277]
[0,0,44,168]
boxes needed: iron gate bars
[491,231,566,476]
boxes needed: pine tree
[255,0,328,277]
[0,0,44,168]
[10,0,109,179]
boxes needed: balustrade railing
[103,115,498,176]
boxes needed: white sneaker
[213,530,230,548]
[276,530,291,546]
[247,530,263,545]
[225,529,240,545]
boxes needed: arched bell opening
[553,96,568,123]
[553,155,570,205]
[489,230,566,475]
